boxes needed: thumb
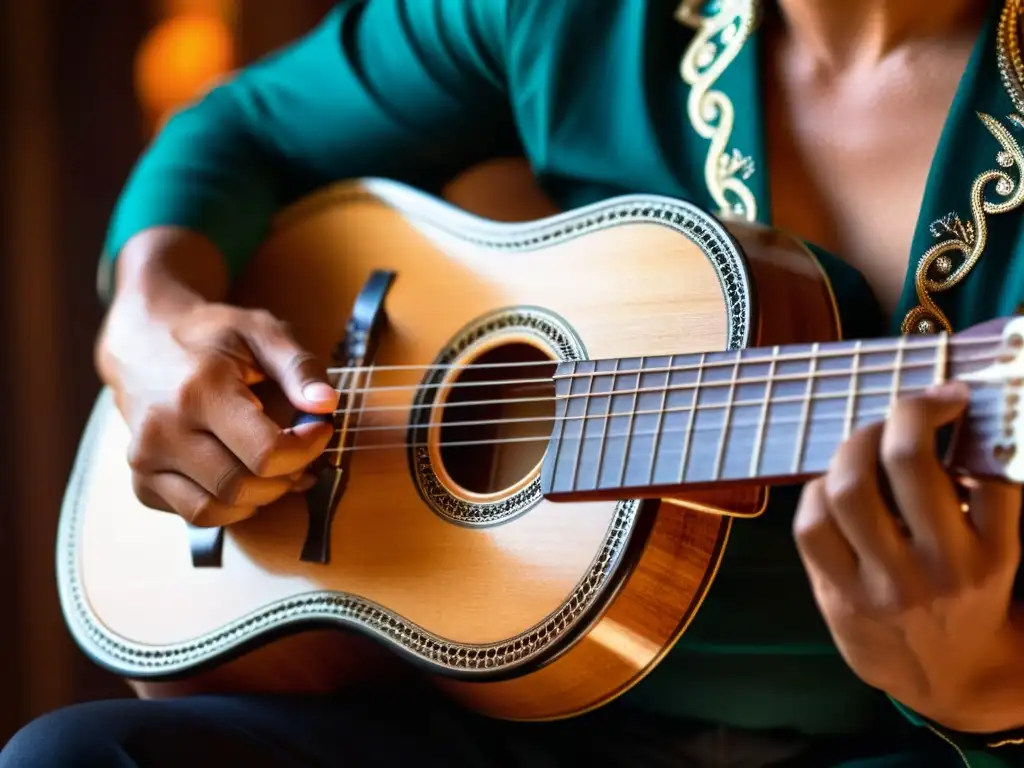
[242,315,339,414]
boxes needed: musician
[4,0,1024,765]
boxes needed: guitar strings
[330,375,1002,436]
[329,337,1006,403]
[320,381,1005,454]
[323,331,1009,376]
[326,346,1004,419]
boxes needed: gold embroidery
[997,0,1024,115]
[902,112,1024,333]
[676,0,761,222]
[924,723,974,768]
[988,736,1024,748]
[902,0,1024,334]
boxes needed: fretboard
[540,333,1005,499]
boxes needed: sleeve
[99,0,521,301]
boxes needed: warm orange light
[134,13,235,118]
[160,0,234,16]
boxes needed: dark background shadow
[0,0,336,743]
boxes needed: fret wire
[645,356,672,487]
[548,362,574,489]
[748,345,778,477]
[568,363,596,492]
[889,335,905,413]
[677,351,706,484]
[791,342,818,474]
[711,349,742,480]
[591,358,619,490]
[934,332,949,385]
[616,356,643,487]
[842,341,862,441]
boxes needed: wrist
[97,227,228,388]
[925,618,1024,735]
[113,226,229,313]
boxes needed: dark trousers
[0,683,958,768]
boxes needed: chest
[763,36,980,317]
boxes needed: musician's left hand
[793,380,1024,732]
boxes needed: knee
[0,701,137,768]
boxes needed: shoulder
[504,0,693,53]
[502,0,697,102]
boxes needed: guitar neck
[540,330,1012,501]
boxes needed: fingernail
[303,382,337,404]
[293,474,318,492]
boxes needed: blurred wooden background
[0,0,336,743]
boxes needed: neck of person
[770,0,987,68]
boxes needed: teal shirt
[104,1,1024,764]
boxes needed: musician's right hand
[96,227,339,527]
